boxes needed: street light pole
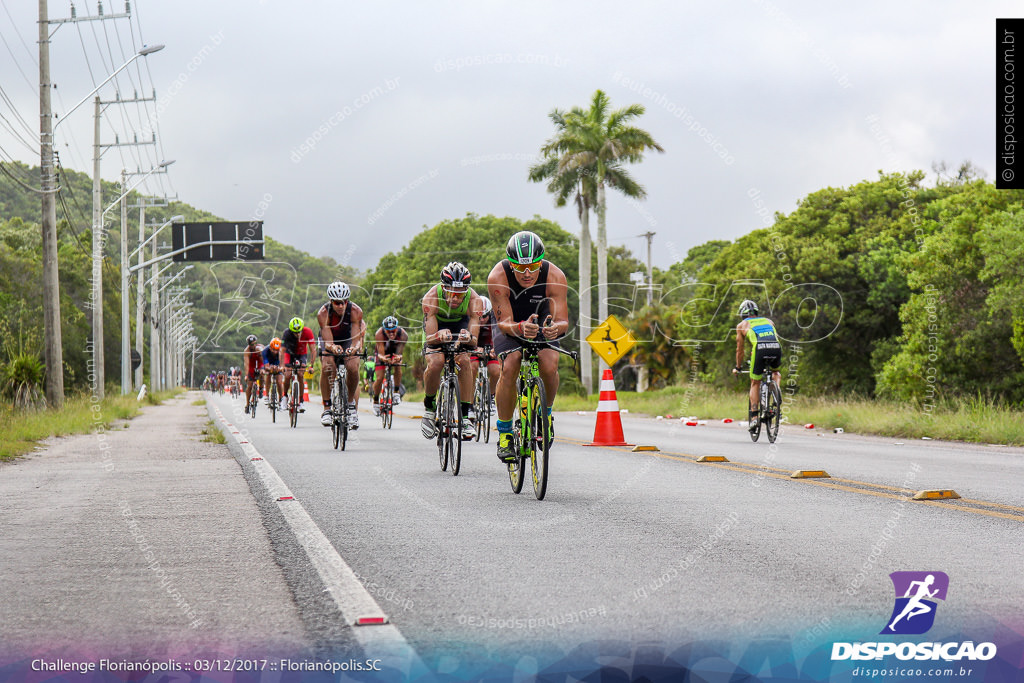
[39,0,64,408]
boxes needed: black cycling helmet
[382,315,399,331]
[506,231,545,265]
[246,334,258,344]
[738,300,759,317]
[440,261,471,290]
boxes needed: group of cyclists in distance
[227,229,784,460]
[230,230,577,463]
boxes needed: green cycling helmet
[288,316,303,333]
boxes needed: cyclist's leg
[537,348,561,408]
[749,345,766,418]
[372,364,385,403]
[320,356,336,407]
[344,356,361,406]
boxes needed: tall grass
[0,388,186,460]
[555,385,1024,446]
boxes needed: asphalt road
[206,390,1024,673]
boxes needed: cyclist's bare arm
[486,263,517,337]
[542,264,570,340]
[348,303,366,353]
[735,319,750,369]
[422,290,446,344]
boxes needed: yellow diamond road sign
[586,315,637,366]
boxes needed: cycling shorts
[750,341,782,380]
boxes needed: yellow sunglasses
[509,261,542,273]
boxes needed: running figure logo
[881,571,949,635]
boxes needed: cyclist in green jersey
[420,262,483,440]
[733,300,783,430]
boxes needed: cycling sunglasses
[509,261,542,273]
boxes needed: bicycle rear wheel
[508,383,526,494]
[765,381,782,443]
[289,378,299,428]
[529,379,550,500]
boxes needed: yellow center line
[564,437,1024,523]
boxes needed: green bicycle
[498,338,577,500]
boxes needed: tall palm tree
[550,91,663,324]
[529,111,599,393]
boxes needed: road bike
[378,361,405,430]
[472,347,493,443]
[264,367,282,423]
[498,338,577,500]
[320,348,365,450]
[425,341,471,476]
[740,361,782,443]
[285,360,307,429]
[245,375,261,419]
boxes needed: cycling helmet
[506,230,545,264]
[382,315,399,331]
[269,337,282,350]
[479,295,492,315]
[327,281,350,301]
[288,317,303,333]
[440,261,471,290]
[246,334,258,344]
[738,300,759,317]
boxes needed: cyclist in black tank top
[487,230,571,462]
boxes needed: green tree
[529,110,599,393]
[539,90,663,325]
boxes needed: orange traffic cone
[584,369,633,446]
[302,379,310,402]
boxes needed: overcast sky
[0,1,1014,272]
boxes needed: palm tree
[548,91,663,324]
[529,111,599,394]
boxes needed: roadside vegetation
[0,388,184,461]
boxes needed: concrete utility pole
[120,170,130,393]
[641,231,656,307]
[134,205,146,389]
[91,97,104,399]
[39,0,64,407]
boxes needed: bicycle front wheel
[449,377,462,476]
[289,379,299,428]
[765,381,782,444]
[437,381,449,471]
[508,383,525,494]
[270,383,278,423]
[338,373,349,451]
[529,379,550,500]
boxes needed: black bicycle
[285,360,307,429]
[320,348,364,450]
[472,346,493,443]
[498,338,577,500]
[245,375,261,419]
[739,361,782,443]
[264,367,282,423]
[378,361,405,430]
[425,341,472,476]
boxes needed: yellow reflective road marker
[697,455,730,463]
[913,489,961,501]
[631,445,660,452]
[791,470,831,479]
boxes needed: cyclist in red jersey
[242,334,264,406]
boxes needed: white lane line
[211,404,428,677]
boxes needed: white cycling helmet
[479,295,492,315]
[327,281,350,301]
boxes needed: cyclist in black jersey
[486,231,570,462]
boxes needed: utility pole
[91,97,104,399]
[120,169,130,393]
[39,0,64,408]
[640,231,656,307]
